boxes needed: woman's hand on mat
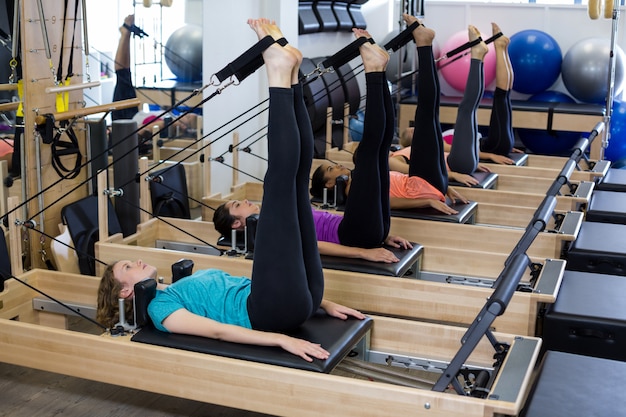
[449,172,479,187]
[446,188,469,205]
[361,247,401,263]
[384,235,412,250]
[484,152,514,165]
[477,163,491,173]
[321,300,366,321]
[279,335,331,362]
[426,199,459,215]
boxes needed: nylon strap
[215,36,288,83]
[383,20,420,52]
[321,37,374,70]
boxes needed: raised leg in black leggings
[338,71,394,248]
[447,58,485,174]
[409,44,448,194]
[481,87,514,155]
[247,86,324,331]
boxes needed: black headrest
[216,214,259,252]
[310,174,349,208]
[134,278,157,328]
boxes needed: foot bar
[214,36,288,84]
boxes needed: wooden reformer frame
[0,267,541,417]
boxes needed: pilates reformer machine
[88,164,563,337]
[2,168,549,416]
[0,14,597,416]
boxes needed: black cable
[8,272,108,331]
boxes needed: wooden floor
[0,362,270,417]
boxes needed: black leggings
[447,59,484,174]
[409,45,448,194]
[481,87,514,155]
[247,85,324,332]
[338,72,394,248]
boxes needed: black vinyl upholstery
[131,286,372,374]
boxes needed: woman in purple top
[214,29,410,263]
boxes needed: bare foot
[402,14,434,47]
[492,23,510,49]
[247,18,298,88]
[469,25,488,60]
[353,28,389,72]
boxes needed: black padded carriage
[130,278,373,373]
[320,242,423,277]
[542,270,626,362]
[565,221,626,276]
[521,351,626,417]
[390,200,478,224]
[449,171,498,189]
[217,218,424,278]
[480,152,528,166]
[585,190,626,224]
[596,167,626,192]
[311,179,478,224]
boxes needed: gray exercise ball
[561,37,626,104]
[164,24,203,82]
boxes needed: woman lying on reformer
[213,27,412,264]
[390,22,518,187]
[97,18,365,362]
[311,16,480,215]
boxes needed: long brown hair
[96,262,132,329]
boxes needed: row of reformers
[0,24,620,416]
[0,41,556,417]
[299,0,369,34]
[521,119,626,416]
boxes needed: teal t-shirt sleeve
[147,269,252,332]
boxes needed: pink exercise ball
[438,30,496,93]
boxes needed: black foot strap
[440,36,483,61]
[321,36,375,71]
[123,23,149,38]
[383,20,421,52]
[215,36,288,83]
[485,32,503,44]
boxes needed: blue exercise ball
[562,37,626,104]
[509,30,562,95]
[349,110,364,142]
[605,100,626,163]
[518,90,583,155]
[164,25,203,82]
